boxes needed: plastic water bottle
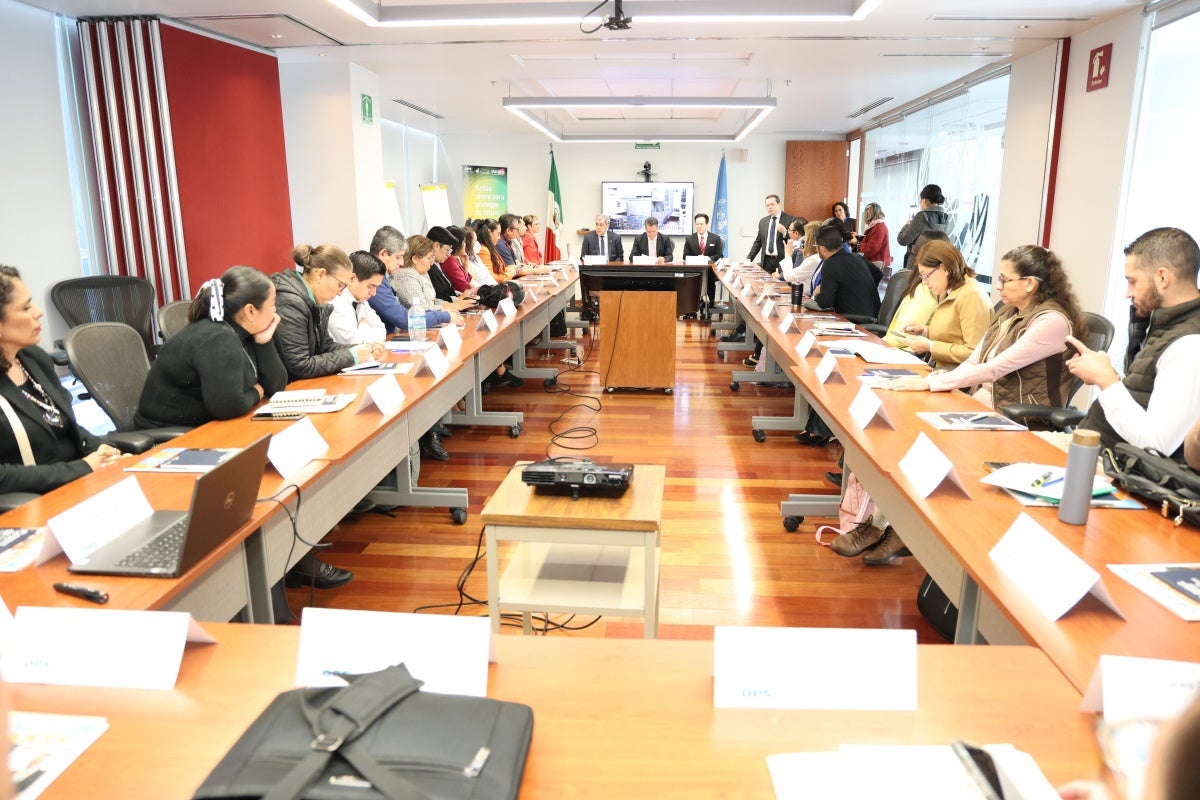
[1058,429,1101,525]
[409,297,426,343]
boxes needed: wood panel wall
[784,141,850,225]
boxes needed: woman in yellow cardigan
[893,239,989,367]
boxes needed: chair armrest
[101,432,156,454]
[0,492,41,512]
[998,404,1055,423]
[1049,408,1086,430]
[842,314,877,326]
[861,323,888,336]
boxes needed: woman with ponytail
[136,266,287,427]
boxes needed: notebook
[68,435,270,579]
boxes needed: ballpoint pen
[1040,475,1065,489]
[966,412,992,423]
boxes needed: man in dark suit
[682,212,725,312]
[745,194,795,275]
[580,215,624,262]
[629,217,674,264]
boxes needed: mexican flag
[545,152,562,262]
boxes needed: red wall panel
[160,26,293,292]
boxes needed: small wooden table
[481,463,666,636]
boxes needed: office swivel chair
[64,322,190,449]
[51,275,159,366]
[157,300,191,340]
[862,268,912,336]
[999,311,1116,430]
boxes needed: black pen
[52,582,109,604]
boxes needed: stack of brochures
[124,447,240,473]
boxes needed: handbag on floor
[1102,443,1200,528]
[193,664,534,800]
[815,472,875,546]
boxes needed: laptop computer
[68,434,270,578]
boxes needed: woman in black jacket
[0,265,122,494]
[272,244,383,380]
[136,266,288,428]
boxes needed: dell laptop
[69,434,270,578]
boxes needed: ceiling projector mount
[603,0,632,30]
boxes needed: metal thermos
[1057,429,1101,525]
[791,283,804,306]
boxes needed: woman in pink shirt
[440,225,474,293]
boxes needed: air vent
[846,96,893,119]
[392,98,445,119]
[928,16,1091,22]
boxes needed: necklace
[18,363,64,428]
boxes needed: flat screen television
[600,181,695,237]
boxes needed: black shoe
[495,371,525,388]
[284,559,354,589]
[720,332,745,343]
[349,498,376,514]
[433,422,452,438]
[825,471,843,487]
[420,431,449,461]
[742,356,759,367]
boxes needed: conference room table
[12,623,1104,799]
[714,260,1200,693]
[0,268,580,624]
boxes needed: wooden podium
[597,290,676,392]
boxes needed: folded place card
[268,416,329,480]
[355,374,406,417]
[2,606,215,690]
[898,432,968,498]
[438,323,463,352]
[847,383,894,430]
[412,346,451,380]
[498,296,518,317]
[713,626,917,710]
[814,349,843,384]
[44,477,153,565]
[1082,655,1200,723]
[295,607,490,696]
[795,330,817,358]
[989,512,1124,621]
[741,281,754,296]
[522,285,538,303]
[762,299,776,319]
[777,314,799,334]
[475,309,499,332]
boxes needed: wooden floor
[286,318,945,643]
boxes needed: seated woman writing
[832,245,1088,566]
[0,265,123,494]
[891,239,989,368]
[136,266,288,428]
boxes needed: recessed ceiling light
[270,33,285,39]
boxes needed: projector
[521,459,634,500]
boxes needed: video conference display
[600,181,695,237]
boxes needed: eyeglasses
[917,264,943,282]
[995,273,1040,287]
[327,271,349,291]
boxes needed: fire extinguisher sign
[1086,44,1112,92]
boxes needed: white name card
[45,477,153,565]
[814,350,842,383]
[847,383,894,430]
[498,296,518,317]
[989,512,1124,621]
[414,346,451,379]
[795,330,817,357]
[355,375,405,417]
[438,323,463,353]
[522,284,539,303]
[777,314,798,334]
[2,607,215,690]
[741,281,754,296]
[897,432,968,498]
[475,309,499,332]
[713,626,917,710]
[761,299,776,319]
[731,273,741,288]
[268,416,329,480]
[295,607,490,696]
[1082,655,1200,723]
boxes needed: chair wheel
[509,424,522,438]
[752,429,766,442]
[730,381,739,391]
[783,516,802,532]
[543,378,557,388]
[450,508,468,524]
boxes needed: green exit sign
[634,142,661,150]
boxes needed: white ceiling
[19,0,1142,139]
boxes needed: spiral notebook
[268,389,326,406]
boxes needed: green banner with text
[462,165,508,220]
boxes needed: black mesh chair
[51,275,158,364]
[862,268,912,336]
[157,300,191,340]
[999,311,1117,430]
[64,322,190,447]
